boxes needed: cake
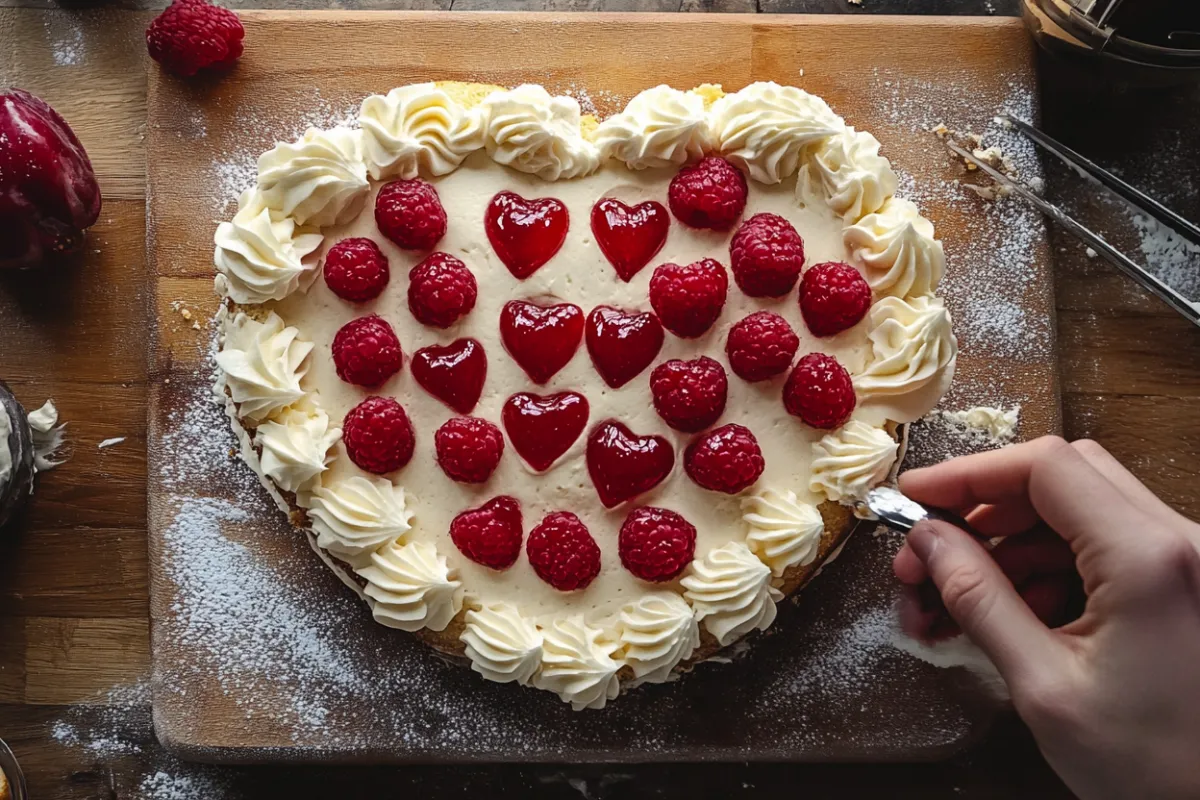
[212,81,955,710]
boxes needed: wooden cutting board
[145,11,1059,763]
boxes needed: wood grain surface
[1,0,1198,797]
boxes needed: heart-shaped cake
[213,80,956,710]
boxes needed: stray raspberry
[407,253,477,328]
[684,423,765,495]
[331,314,403,388]
[527,511,601,591]
[799,261,872,337]
[650,356,728,433]
[435,416,504,484]
[341,396,415,474]
[618,507,697,583]
[783,353,856,429]
[725,311,799,382]
[146,0,244,77]
[667,156,748,231]
[323,237,389,302]
[449,496,523,570]
[648,259,729,338]
[375,179,446,250]
[729,213,806,298]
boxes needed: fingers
[1071,439,1180,525]
[990,528,1077,585]
[899,436,1070,511]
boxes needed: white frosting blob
[844,197,945,299]
[257,126,370,227]
[256,405,341,494]
[461,602,543,685]
[213,190,324,304]
[358,83,486,180]
[306,476,413,557]
[594,84,713,170]
[533,616,622,711]
[0,407,12,489]
[809,421,898,503]
[215,311,312,425]
[357,539,463,632]
[681,542,782,647]
[616,592,700,685]
[741,488,825,577]
[479,84,601,180]
[797,128,897,222]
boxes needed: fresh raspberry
[667,156,748,231]
[648,259,729,338]
[684,423,765,495]
[725,311,799,382]
[407,253,477,328]
[799,261,872,337]
[618,507,697,583]
[342,396,415,474]
[449,496,523,570]
[146,0,244,77]
[527,511,601,591]
[650,356,728,433]
[375,179,446,250]
[434,416,504,483]
[729,213,806,298]
[783,353,856,429]
[323,237,389,302]
[331,314,403,388]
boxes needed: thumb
[907,520,1069,683]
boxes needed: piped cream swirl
[594,85,713,170]
[854,295,957,423]
[844,197,945,299]
[798,128,898,222]
[358,83,486,180]
[215,311,312,424]
[741,489,825,577]
[306,476,413,557]
[257,126,369,227]
[255,405,340,494]
[533,616,622,711]
[213,190,324,304]
[809,421,898,503]
[357,540,462,632]
[681,542,782,647]
[616,592,700,685]
[480,85,601,181]
[461,602,543,686]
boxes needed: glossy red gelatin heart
[590,198,669,282]
[585,306,665,389]
[500,300,584,384]
[502,391,590,472]
[586,420,675,508]
[485,191,569,279]
[412,338,487,414]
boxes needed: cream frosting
[854,296,957,423]
[215,311,312,424]
[461,602,543,685]
[480,84,601,180]
[844,197,945,299]
[0,408,12,488]
[616,592,700,685]
[213,190,325,304]
[358,83,486,180]
[256,405,341,493]
[810,421,899,503]
[306,476,413,557]
[742,488,825,577]
[257,126,370,228]
[798,128,897,222]
[681,542,782,647]
[27,399,65,472]
[594,85,713,170]
[357,539,462,632]
[533,616,622,711]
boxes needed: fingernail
[908,522,940,564]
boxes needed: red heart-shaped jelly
[502,391,590,473]
[590,198,670,282]
[500,300,584,384]
[485,191,569,279]
[585,306,665,389]
[412,338,487,414]
[586,420,675,508]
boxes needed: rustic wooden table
[1,0,1198,797]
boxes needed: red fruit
[435,416,505,484]
[729,213,806,298]
[586,420,675,509]
[648,258,729,338]
[684,423,765,495]
[799,261,872,337]
[323,237,389,302]
[331,314,403,388]
[375,179,446,250]
[412,338,487,414]
[650,356,728,433]
[450,496,523,570]
[618,507,697,583]
[145,0,244,77]
[585,306,665,389]
[667,156,747,231]
[0,89,101,269]
[725,311,800,382]
[407,252,477,328]
[485,191,568,279]
[342,396,415,474]
[784,353,856,429]
[590,198,669,282]
[499,300,584,384]
[502,392,590,473]
[527,511,601,591]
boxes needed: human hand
[893,436,1200,800]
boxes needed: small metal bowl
[0,738,27,800]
